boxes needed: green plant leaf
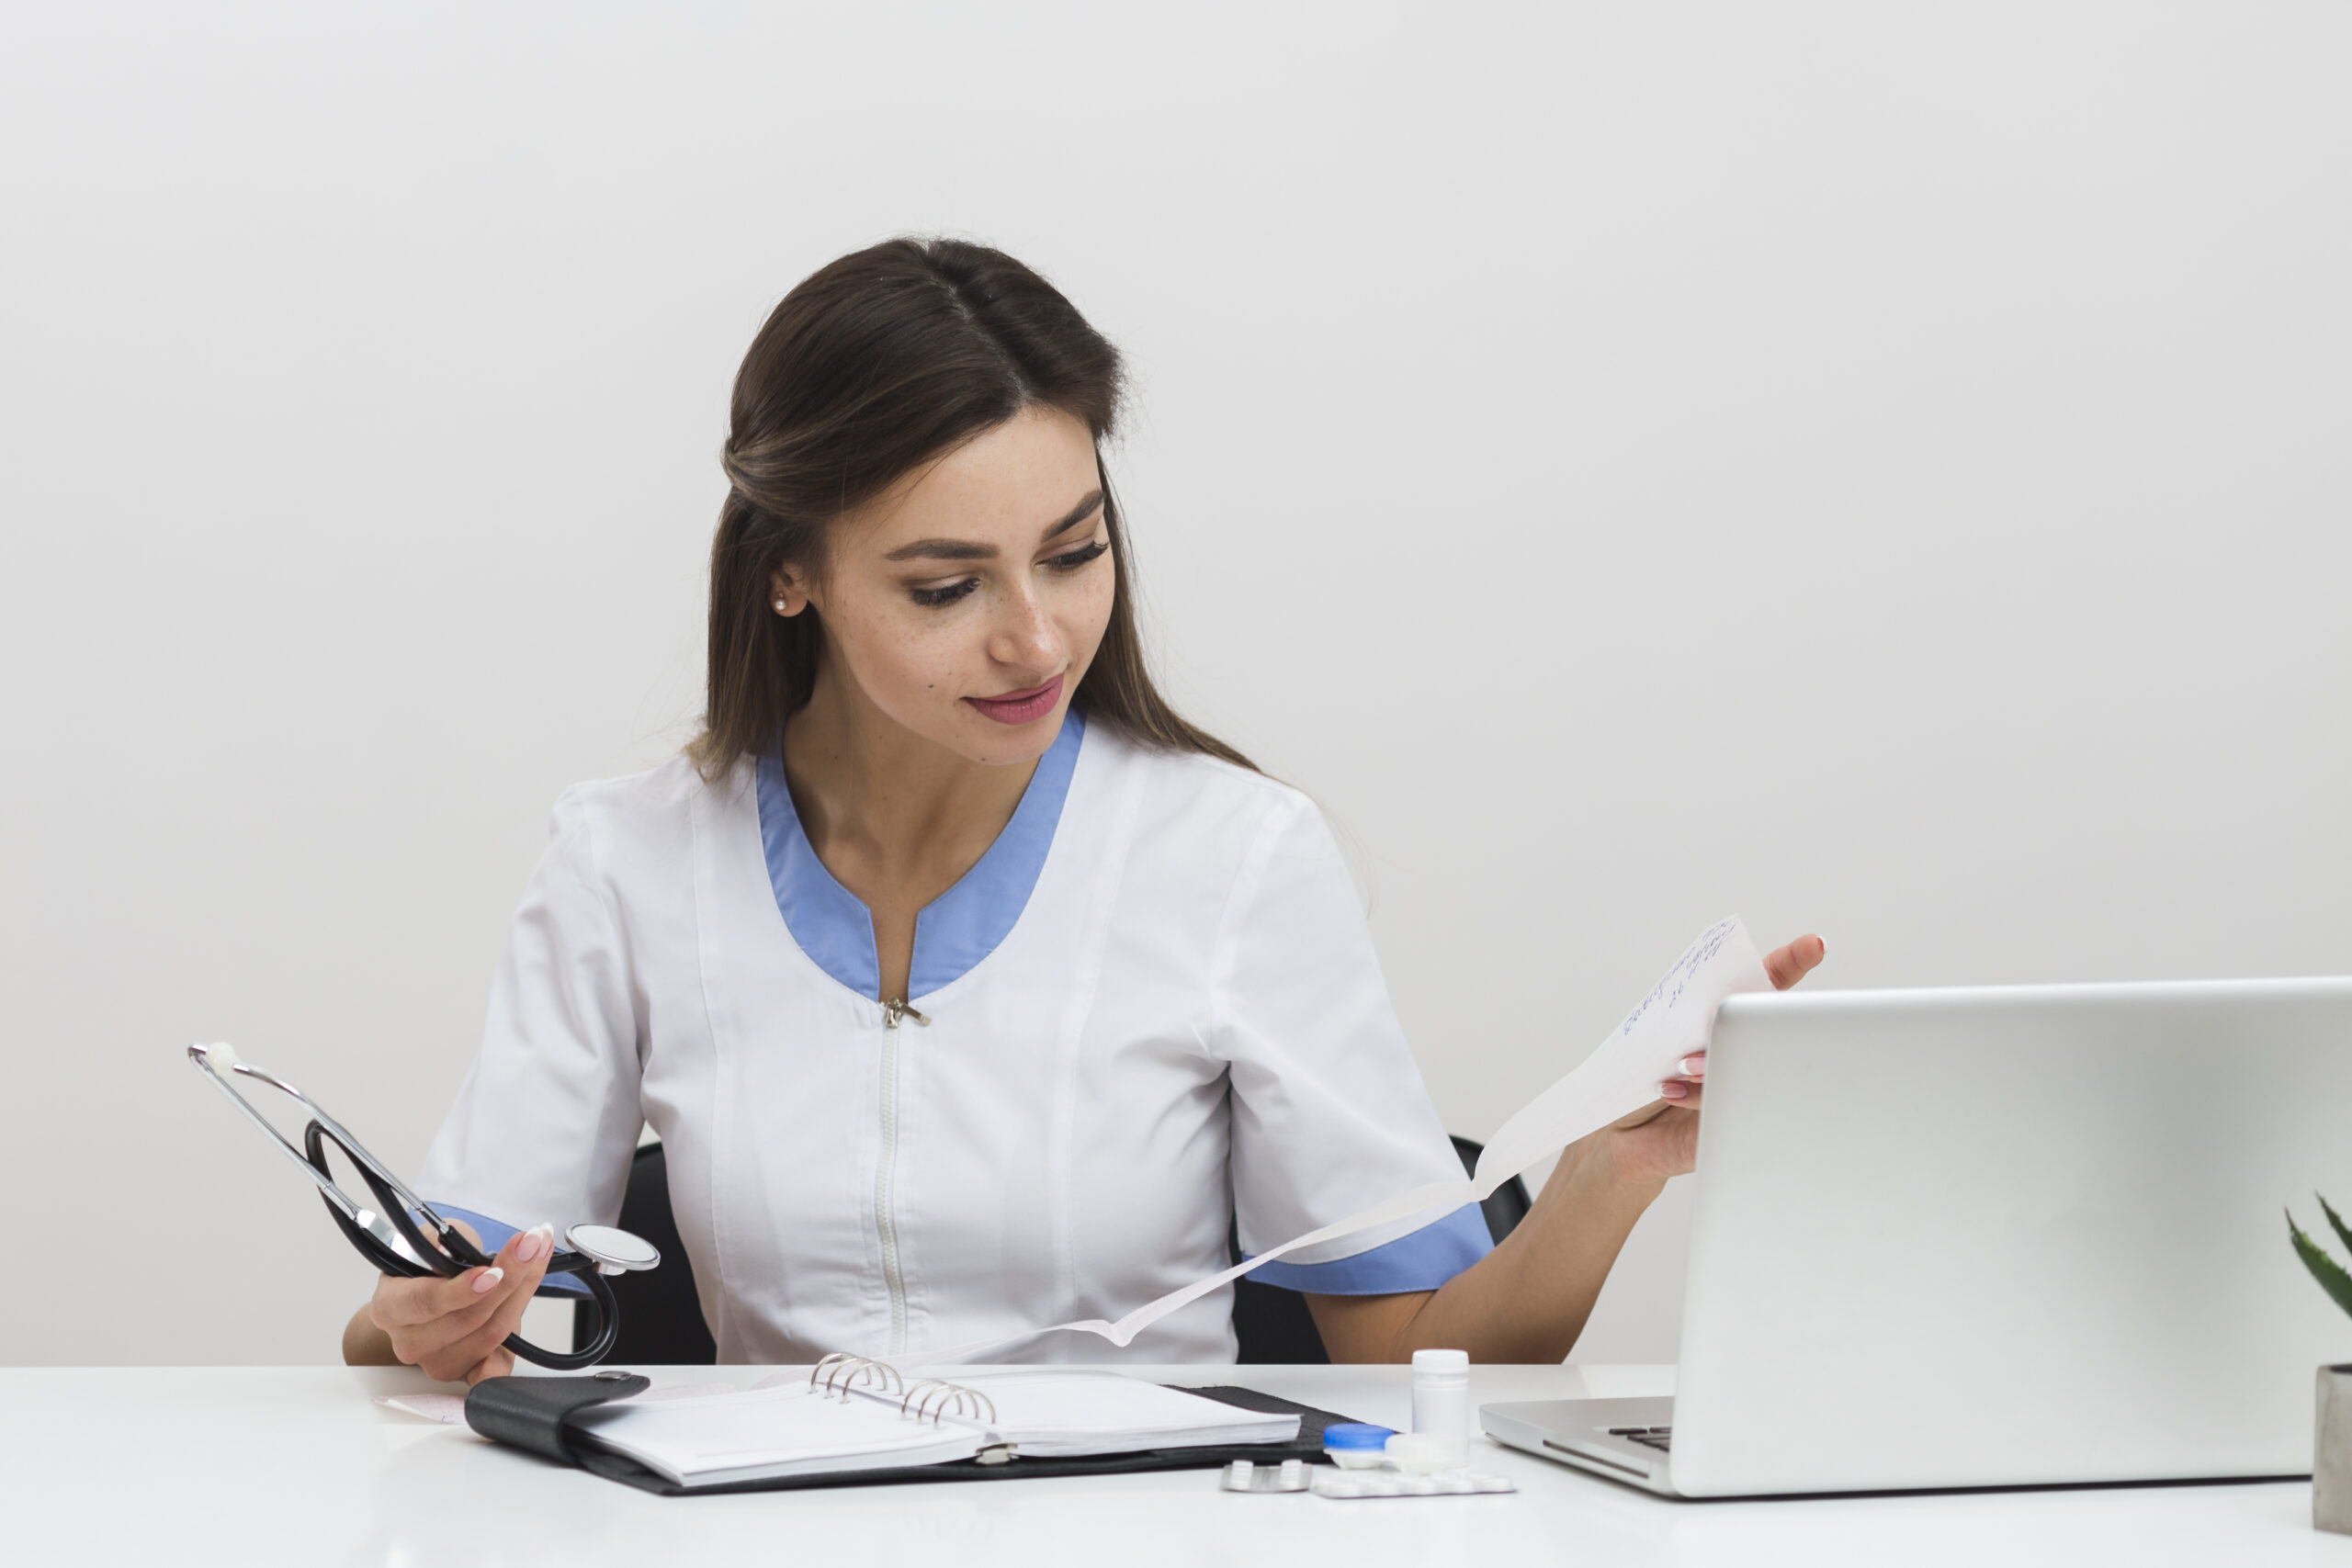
[2321,1194,2352,1262]
[2290,1209,2352,1323]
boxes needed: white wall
[4,1,2346,1367]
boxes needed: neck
[780,661,1041,887]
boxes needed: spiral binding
[806,1354,1000,1429]
[810,1352,903,1400]
[900,1379,999,1427]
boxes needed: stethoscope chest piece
[568,1224,661,1276]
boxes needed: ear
[769,563,815,618]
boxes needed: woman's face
[779,405,1116,767]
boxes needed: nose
[985,581,1065,678]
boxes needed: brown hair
[689,237,1252,779]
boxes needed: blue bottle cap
[1320,1422,1397,1450]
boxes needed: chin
[952,707,1068,765]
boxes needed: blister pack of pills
[1308,1468,1516,1499]
[1220,1459,1312,1493]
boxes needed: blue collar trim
[754,709,1086,1002]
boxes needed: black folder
[466,1371,1364,1495]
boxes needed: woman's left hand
[1603,932,1826,1185]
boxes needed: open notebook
[569,1367,1302,1489]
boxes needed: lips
[964,674,1064,727]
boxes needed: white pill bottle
[1410,1348,1471,1464]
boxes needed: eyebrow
[882,489,1104,563]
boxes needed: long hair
[689,237,1252,778]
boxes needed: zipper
[876,997,929,1354]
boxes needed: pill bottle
[1411,1348,1471,1464]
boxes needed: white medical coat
[417,713,1488,1363]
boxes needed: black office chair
[579,1136,1532,1366]
[583,1142,716,1365]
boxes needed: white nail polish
[472,1267,504,1294]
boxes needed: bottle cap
[1411,1348,1469,1371]
[1320,1422,1396,1450]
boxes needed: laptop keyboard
[1608,1426,1672,1452]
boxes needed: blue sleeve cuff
[1242,1203,1493,1294]
[422,1204,591,1298]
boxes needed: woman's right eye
[909,578,980,607]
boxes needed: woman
[344,238,1824,1383]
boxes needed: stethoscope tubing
[303,1120,619,1371]
[188,1046,624,1371]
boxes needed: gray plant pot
[2316,1365,2352,1533]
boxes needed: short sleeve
[1214,795,1492,1295]
[413,791,645,1286]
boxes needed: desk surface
[3,1362,2341,1566]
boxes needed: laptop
[1482,976,2352,1496]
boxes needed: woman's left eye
[1046,539,1109,572]
[909,578,980,607]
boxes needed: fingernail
[1679,1055,1706,1076]
[519,1224,554,1263]
[471,1267,504,1294]
[1659,1080,1689,1100]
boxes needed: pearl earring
[774,598,790,615]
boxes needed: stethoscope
[187,1043,659,1371]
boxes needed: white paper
[1470,914,1770,1184]
[903,916,1771,1366]
[572,1383,982,1483]
[925,1369,1298,1451]
[377,1393,469,1425]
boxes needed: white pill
[1383,1433,1453,1474]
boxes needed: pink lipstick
[964,674,1064,727]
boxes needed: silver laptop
[1483,977,2352,1496]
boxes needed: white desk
[2,1362,2337,1566]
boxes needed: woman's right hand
[363,1221,555,1384]
[1599,931,1827,1186]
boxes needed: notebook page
[856,1370,1299,1455]
[571,1382,980,1485]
